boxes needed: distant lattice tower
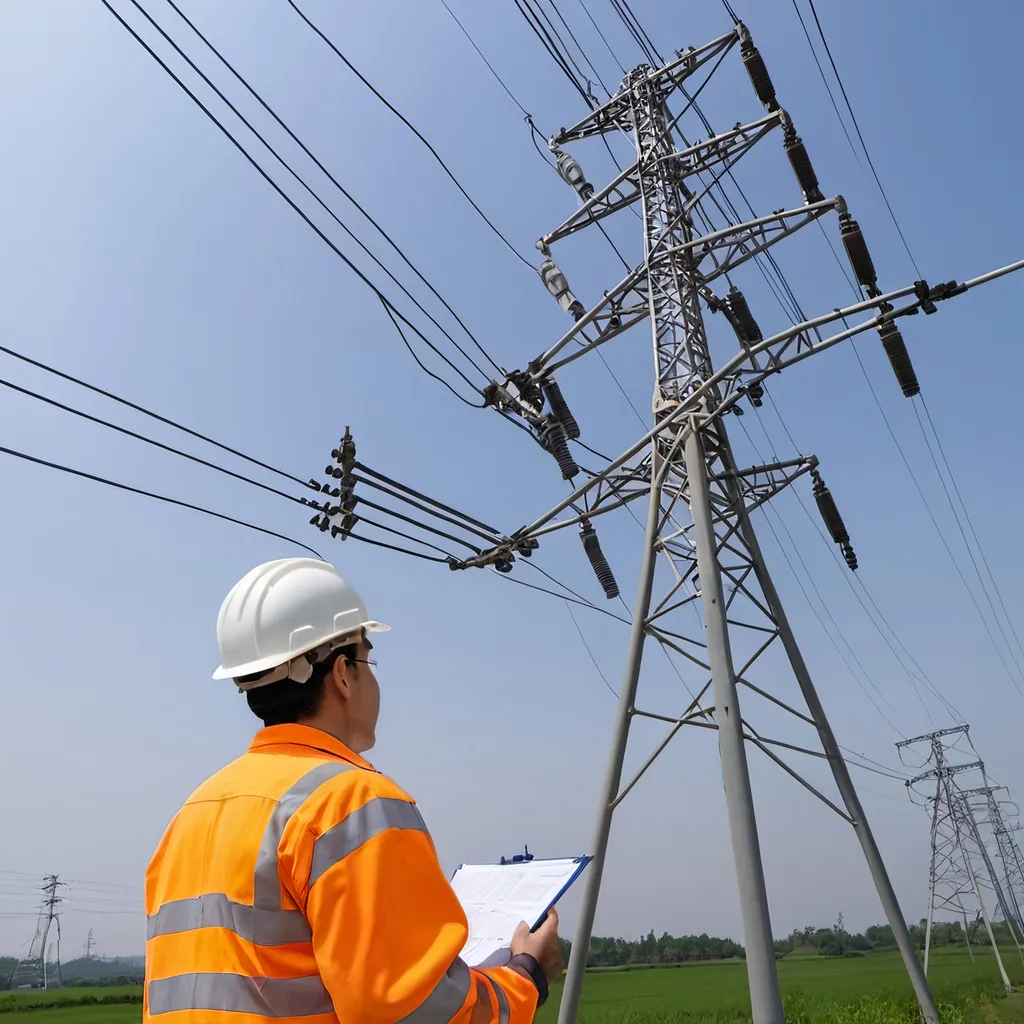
[7,875,65,989]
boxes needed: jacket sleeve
[291,772,539,1024]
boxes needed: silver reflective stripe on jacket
[146,761,354,949]
[492,978,511,1024]
[400,959,472,1024]
[308,797,429,889]
[147,973,334,1017]
[146,892,311,945]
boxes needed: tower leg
[735,503,941,1024]
[686,428,785,1024]
[557,449,666,1024]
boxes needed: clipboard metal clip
[499,844,534,865]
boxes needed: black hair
[244,642,358,727]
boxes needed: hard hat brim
[212,619,390,680]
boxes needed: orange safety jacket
[143,724,540,1023]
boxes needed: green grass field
[1,947,1021,1021]
[536,946,1024,1023]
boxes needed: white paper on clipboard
[449,857,589,967]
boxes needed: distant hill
[1,955,144,989]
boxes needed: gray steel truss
[501,26,943,1024]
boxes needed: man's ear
[329,654,352,700]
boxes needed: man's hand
[511,909,563,983]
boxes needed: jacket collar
[249,723,376,771]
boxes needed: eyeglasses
[347,658,377,669]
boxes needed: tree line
[772,912,1016,958]
[567,912,1019,968]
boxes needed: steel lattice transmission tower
[963,783,1024,932]
[900,727,1017,992]
[7,875,64,990]
[481,24,955,1024]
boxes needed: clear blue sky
[1,0,1022,960]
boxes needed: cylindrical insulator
[541,420,579,480]
[540,258,570,304]
[784,127,824,203]
[840,213,879,295]
[747,381,764,407]
[555,149,594,201]
[841,542,859,572]
[726,287,762,343]
[878,321,920,398]
[812,471,850,545]
[542,377,580,439]
[741,42,778,111]
[580,522,620,600]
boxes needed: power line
[0,342,307,488]
[918,394,1024,668]
[0,443,323,559]
[566,602,618,697]
[514,0,595,106]
[101,1,486,406]
[283,0,535,270]
[0,375,307,507]
[800,0,922,277]
[542,0,610,96]
[438,0,530,116]
[911,397,1024,687]
[843,331,1024,696]
[163,0,504,378]
[786,0,860,166]
[753,383,967,727]
[120,0,493,395]
[575,0,626,75]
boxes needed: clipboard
[449,855,592,967]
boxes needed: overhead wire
[438,0,530,117]
[566,602,619,697]
[163,0,503,378]
[0,375,308,507]
[786,0,860,166]
[542,0,611,96]
[841,321,1024,696]
[513,0,595,106]
[0,444,324,559]
[749,367,967,725]
[0,342,307,488]
[283,0,536,270]
[101,0,488,406]
[735,418,905,734]
[720,0,739,25]
[910,397,1024,689]
[442,0,649,433]
[531,0,602,95]
[800,0,922,277]
[575,0,627,76]
[918,394,1024,668]
[118,0,491,398]
[785,9,1024,704]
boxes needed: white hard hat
[212,558,389,683]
